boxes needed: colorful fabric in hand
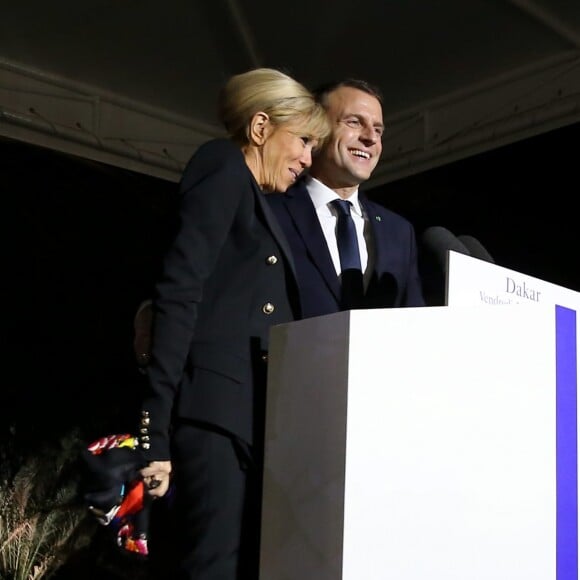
[80,433,151,557]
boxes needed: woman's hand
[140,460,172,498]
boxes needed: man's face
[311,86,384,193]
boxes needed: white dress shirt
[305,177,375,288]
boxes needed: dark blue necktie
[331,199,364,309]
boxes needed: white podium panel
[260,305,575,580]
[446,250,580,311]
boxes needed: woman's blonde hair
[218,68,329,145]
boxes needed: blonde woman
[137,68,329,579]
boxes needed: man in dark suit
[268,79,425,317]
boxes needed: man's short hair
[313,79,383,107]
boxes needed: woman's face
[259,123,318,192]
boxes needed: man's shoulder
[361,195,414,228]
[267,179,309,204]
[361,194,401,218]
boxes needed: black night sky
[369,121,580,294]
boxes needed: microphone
[420,226,471,306]
[421,226,471,272]
[457,235,495,264]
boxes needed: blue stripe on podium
[556,305,578,580]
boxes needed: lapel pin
[375,216,382,222]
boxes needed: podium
[259,254,579,580]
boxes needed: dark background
[5,137,177,451]
[4,120,580,451]
[369,120,580,293]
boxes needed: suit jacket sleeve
[140,139,248,460]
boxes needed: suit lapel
[360,195,393,277]
[285,182,340,300]
[253,183,298,280]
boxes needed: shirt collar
[305,176,363,217]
